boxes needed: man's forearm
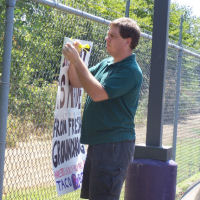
[73,58,108,102]
[68,63,82,88]
[62,42,108,101]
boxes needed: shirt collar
[107,54,136,66]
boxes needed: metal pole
[135,0,172,162]
[172,15,184,161]
[146,0,170,147]
[0,0,16,199]
[125,0,130,17]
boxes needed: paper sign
[52,37,93,196]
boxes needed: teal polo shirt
[80,54,143,145]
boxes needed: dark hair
[110,17,141,50]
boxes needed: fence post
[125,1,177,199]
[172,15,184,161]
[125,0,130,17]
[134,0,172,160]
[0,0,16,199]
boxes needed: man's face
[105,25,130,57]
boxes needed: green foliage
[7,82,57,147]
[129,0,154,32]
[169,3,200,50]
[9,81,57,126]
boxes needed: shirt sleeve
[89,63,101,76]
[102,67,142,99]
[89,58,111,76]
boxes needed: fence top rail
[33,0,111,25]
[30,0,200,59]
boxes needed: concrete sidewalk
[181,182,200,200]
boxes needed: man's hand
[62,42,81,64]
[63,41,109,101]
[62,41,83,88]
[73,41,82,54]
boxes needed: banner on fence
[52,37,93,196]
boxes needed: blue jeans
[80,140,135,200]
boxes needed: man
[62,17,142,200]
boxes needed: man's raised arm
[62,42,108,102]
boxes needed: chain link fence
[175,52,200,182]
[163,45,200,184]
[0,0,200,199]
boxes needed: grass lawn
[176,172,200,200]
[3,185,126,200]
[176,137,200,183]
[3,186,80,200]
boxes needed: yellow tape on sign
[79,43,90,51]
[69,38,90,52]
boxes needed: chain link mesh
[175,53,200,183]
[1,0,200,199]
[163,45,200,185]
[162,45,179,147]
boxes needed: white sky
[171,0,200,17]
